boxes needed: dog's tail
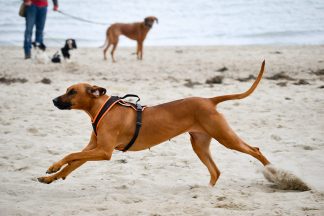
[99,27,110,49]
[99,38,108,49]
[211,60,265,105]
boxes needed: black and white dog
[32,42,49,63]
[52,39,77,63]
[32,39,77,63]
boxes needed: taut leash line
[57,10,110,26]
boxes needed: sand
[0,45,324,215]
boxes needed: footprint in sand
[27,127,38,134]
[214,201,249,210]
[121,197,143,204]
[15,166,29,171]
[302,145,315,150]
[271,134,282,141]
[27,127,47,137]
[47,149,60,155]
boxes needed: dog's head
[52,83,107,110]
[61,39,77,59]
[144,16,158,28]
[64,39,77,50]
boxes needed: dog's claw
[46,162,62,174]
[46,170,54,174]
[46,169,59,174]
[47,169,60,174]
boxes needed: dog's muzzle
[53,97,72,110]
[145,23,153,28]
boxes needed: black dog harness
[92,94,143,152]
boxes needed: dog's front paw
[46,162,62,174]
[37,176,54,184]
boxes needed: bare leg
[189,132,220,186]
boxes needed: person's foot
[39,43,46,51]
[25,54,31,59]
[32,42,46,51]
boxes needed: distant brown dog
[38,61,271,186]
[102,16,158,62]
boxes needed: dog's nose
[52,97,59,105]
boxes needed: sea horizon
[1,0,324,47]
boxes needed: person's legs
[35,6,47,45]
[24,5,37,58]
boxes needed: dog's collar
[91,95,143,152]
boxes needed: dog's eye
[67,89,77,96]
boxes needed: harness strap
[119,94,140,104]
[92,96,120,136]
[91,94,143,152]
[122,103,142,152]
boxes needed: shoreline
[1,43,324,48]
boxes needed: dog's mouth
[145,23,153,28]
[53,97,72,110]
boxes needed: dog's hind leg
[234,140,270,166]
[111,42,118,63]
[202,113,270,166]
[136,41,140,60]
[189,132,220,186]
[103,42,111,60]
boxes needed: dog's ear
[144,17,149,24]
[87,85,106,98]
[72,39,77,49]
[153,16,158,24]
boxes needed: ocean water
[0,0,324,47]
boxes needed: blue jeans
[24,4,47,56]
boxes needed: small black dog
[52,39,77,63]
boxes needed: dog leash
[57,10,110,26]
[43,33,66,47]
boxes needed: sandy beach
[0,45,324,215]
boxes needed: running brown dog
[102,16,158,62]
[38,61,270,186]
